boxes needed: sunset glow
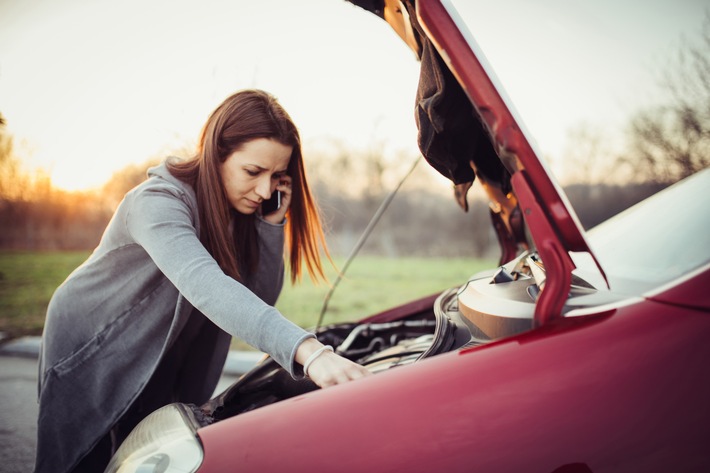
[1,0,706,191]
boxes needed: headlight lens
[104,404,204,473]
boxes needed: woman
[35,89,370,473]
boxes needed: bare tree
[0,114,9,159]
[101,158,161,210]
[560,123,619,185]
[619,13,710,183]
[0,113,26,201]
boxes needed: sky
[1,0,707,191]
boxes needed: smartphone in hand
[262,191,281,215]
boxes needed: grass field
[0,251,495,349]
[0,251,89,337]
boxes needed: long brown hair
[168,89,330,284]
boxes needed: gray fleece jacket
[35,161,313,473]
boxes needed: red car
[105,1,710,472]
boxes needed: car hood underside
[346,0,607,326]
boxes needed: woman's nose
[255,178,272,200]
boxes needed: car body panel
[647,264,710,311]
[197,299,710,472]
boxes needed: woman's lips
[244,198,261,209]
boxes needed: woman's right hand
[262,175,292,225]
[296,338,371,388]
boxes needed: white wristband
[303,345,334,378]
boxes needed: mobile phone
[262,191,282,214]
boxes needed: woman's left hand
[262,175,292,224]
[296,338,371,388]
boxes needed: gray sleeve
[124,181,312,377]
[247,216,285,306]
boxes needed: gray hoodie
[35,161,313,473]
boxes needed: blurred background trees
[618,14,710,183]
[561,13,710,228]
[1,15,708,256]
[1,114,113,250]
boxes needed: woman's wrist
[303,345,334,377]
[295,337,323,365]
[295,336,371,387]
[296,337,333,377]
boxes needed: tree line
[2,15,708,257]
[0,139,676,258]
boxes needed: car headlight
[104,403,204,473]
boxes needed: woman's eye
[245,169,260,177]
[272,173,285,181]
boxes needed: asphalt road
[0,355,38,473]
[0,349,245,473]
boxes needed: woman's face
[220,138,292,215]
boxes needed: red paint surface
[197,300,710,472]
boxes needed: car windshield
[585,169,710,294]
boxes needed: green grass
[0,250,89,337]
[0,251,496,350]
[277,256,495,328]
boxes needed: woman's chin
[234,203,259,215]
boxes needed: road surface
[0,352,242,473]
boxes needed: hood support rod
[314,154,422,332]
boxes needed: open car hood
[348,0,608,326]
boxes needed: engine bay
[196,311,446,425]
[194,250,609,426]
[196,282,493,425]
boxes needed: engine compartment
[196,311,446,425]
[195,251,607,426]
[196,287,492,425]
